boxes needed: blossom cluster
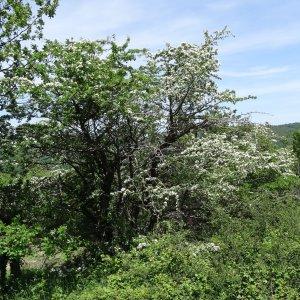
[151,125,296,213]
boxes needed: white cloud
[130,17,210,48]
[44,0,144,40]
[236,79,300,96]
[221,25,300,54]
[44,0,211,47]
[221,66,290,78]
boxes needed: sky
[43,0,300,125]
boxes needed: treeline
[272,122,300,137]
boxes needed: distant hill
[271,122,300,138]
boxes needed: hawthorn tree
[9,38,155,246]
[147,30,253,178]
[0,0,58,115]
[0,0,58,287]
[149,125,295,230]
[139,31,254,229]
[7,31,257,249]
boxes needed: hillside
[271,122,300,137]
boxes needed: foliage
[0,2,299,297]
[135,125,296,233]
[0,0,58,117]
[272,122,300,138]
[7,188,300,299]
[0,220,37,260]
[293,131,300,161]
[0,0,59,287]
[0,30,256,251]
[293,130,300,174]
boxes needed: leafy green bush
[0,221,37,260]
[9,188,299,300]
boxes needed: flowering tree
[2,31,267,245]
[6,38,155,245]
[114,124,296,233]
[2,27,296,260]
[0,0,58,116]
[147,30,254,178]
[0,0,58,286]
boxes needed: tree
[7,31,256,250]
[293,131,300,174]
[8,38,155,247]
[149,125,295,230]
[0,120,45,286]
[0,0,58,287]
[139,30,254,229]
[147,30,254,178]
[0,0,58,116]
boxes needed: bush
[70,190,297,299]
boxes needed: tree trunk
[147,214,158,232]
[10,258,21,279]
[99,171,115,245]
[0,254,8,288]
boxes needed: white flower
[206,242,221,252]
[137,242,148,250]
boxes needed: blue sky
[43,0,300,124]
